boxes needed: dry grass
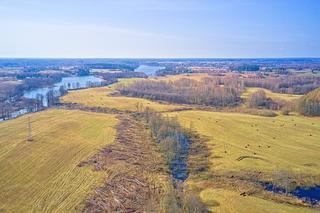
[166,110,320,212]
[166,110,320,179]
[83,115,174,212]
[200,188,318,213]
[61,82,183,112]
[242,87,302,101]
[151,73,211,82]
[0,109,117,212]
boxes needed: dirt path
[81,114,172,212]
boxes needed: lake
[134,65,165,76]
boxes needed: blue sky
[0,0,319,58]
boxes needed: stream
[263,183,320,205]
[169,133,191,181]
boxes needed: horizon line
[1,57,320,60]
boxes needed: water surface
[1,76,104,121]
[134,65,165,76]
[264,183,320,205]
[23,76,103,107]
[169,133,191,181]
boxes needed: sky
[0,0,319,58]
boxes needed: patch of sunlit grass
[0,109,117,212]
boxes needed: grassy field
[9,73,317,212]
[152,73,211,81]
[167,110,320,178]
[242,87,302,101]
[201,188,318,213]
[0,109,117,212]
[166,110,320,212]
[61,83,184,112]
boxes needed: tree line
[243,75,320,94]
[246,90,294,112]
[136,105,208,212]
[119,76,243,107]
[247,88,320,116]
[298,88,320,116]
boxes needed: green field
[0,109,117,212]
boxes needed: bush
[248,90,268,108]
[182,193,208,213]
[281,110,290,115]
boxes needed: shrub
[281,109,290,115]
[298,88,320,116]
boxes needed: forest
[243,74,320,94]
[118,76,243,107]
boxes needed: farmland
[0,109,117,212]
[154,73,211,82]
[61,83,184,112]
[165,110,320,212]
[242,87,302,101]
[60,73,320,212]
[0,59,320,212]
[201,188,318,213]
[167,110,320,178]
[1,0,320,210]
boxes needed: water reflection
[23,76,103,107]
[264,183,320,205]
[1,76,104,121]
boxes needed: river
[0,76,104,121]
[23,76,104,107]
[1,66,163,121]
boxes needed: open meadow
[242,87,302,102]
[152,73,211,82]
[0,109,117,212]
[61,83,184,112]
[60,74,320,212]
[200,188,318,213]
[1,1,320,211]
[165,110,320,212]
[167,110,320,178]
